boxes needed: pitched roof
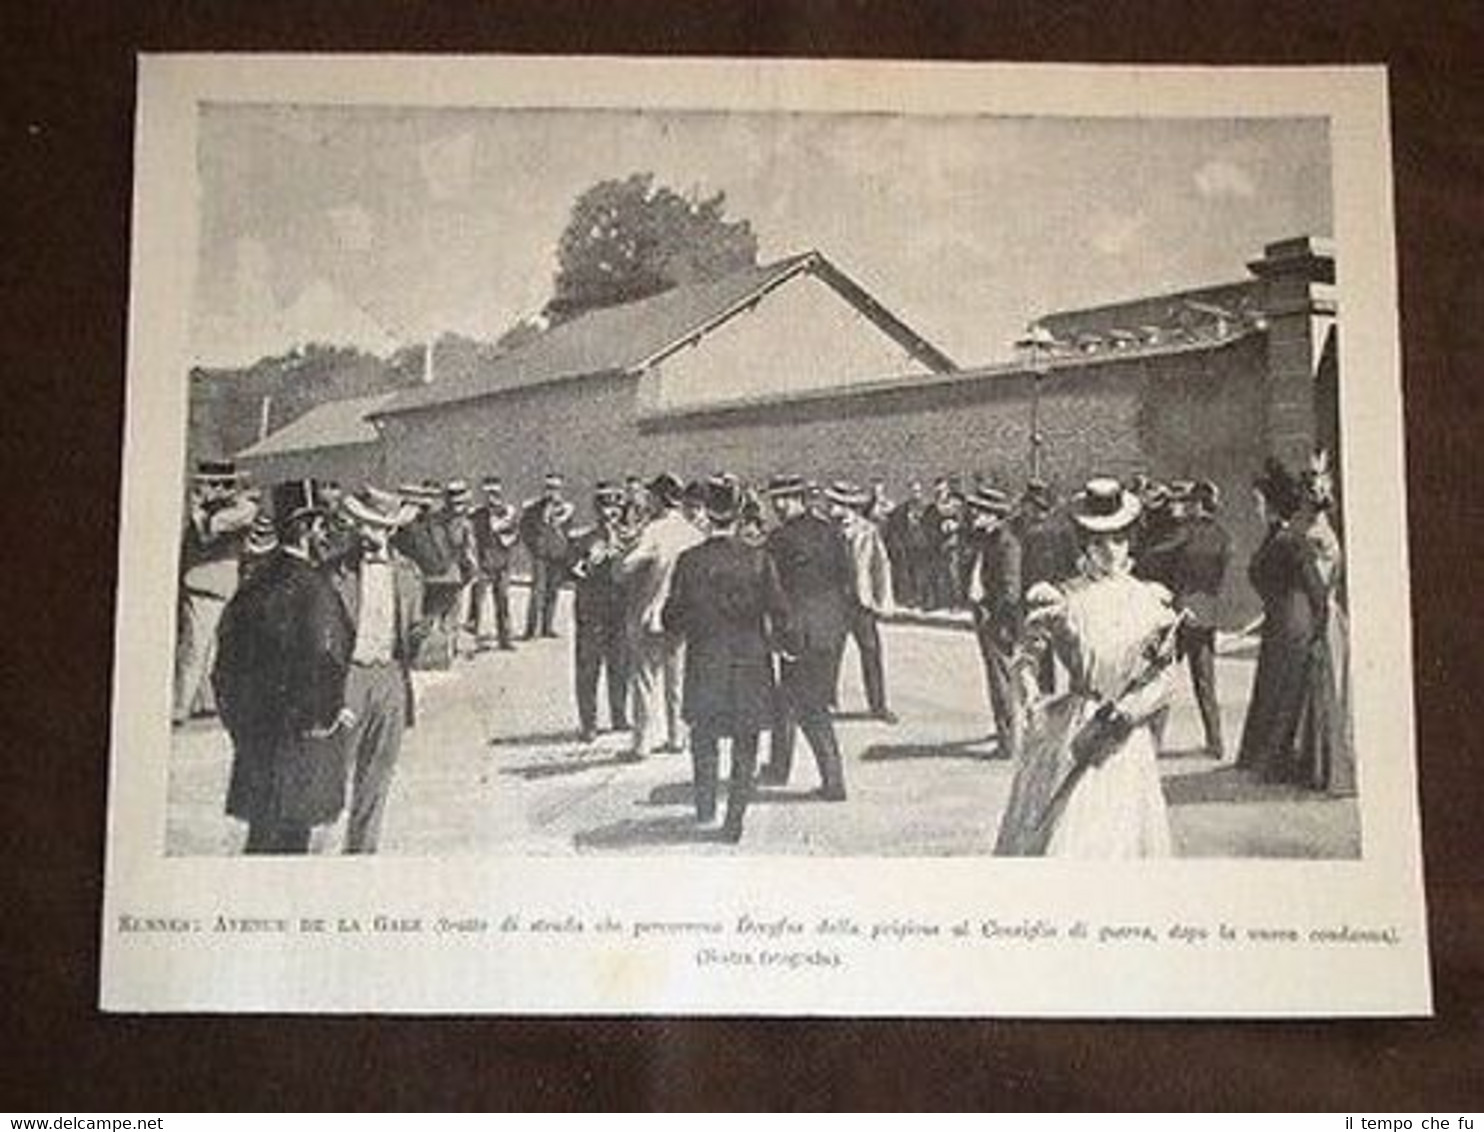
[375,251,956,418]
[236,391,396,459]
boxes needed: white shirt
[619,509,704,633]
[351,559,396,665]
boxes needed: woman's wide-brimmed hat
[1070,477,1142,533]
[341,485,417,529]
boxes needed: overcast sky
[191,106,1331,369]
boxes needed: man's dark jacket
[213,552,353,828]
[765,512,852,710]
[664,534,786,735]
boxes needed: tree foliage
[543,172,759,324]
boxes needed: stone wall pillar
[1247,236,1338,468]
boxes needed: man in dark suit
[964,486,1025,760]
[213,479,352,854]
[922,476,967,609]
[472,475,519,651]
[329,486,429,853]
[664,476,788,841]
[569,482,633,743]
[757,473,851,800]
[1171,480,1232,758]
[521,472,574,639]
[884,479,931,610]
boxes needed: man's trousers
[691,726,759,839]
[524,557,561,638]
[842,603,888,716]
[974,622,1022,760]
[575,616,630,734]
[473,570,512,649]
[343,661,407,854]
[628,629,683,754]
[1181,623,1223,756]
[174,590,226,724]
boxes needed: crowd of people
[174,449,1353,857]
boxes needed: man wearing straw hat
[520,472,575,640]
[174,459,258,725]
[617,472,704,760]
[213,479,350,853]
[471,475,520,652]
[569,482,633,743]
[329,486,428,853]
[824,480,897,724]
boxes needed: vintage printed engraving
[102,56,1427,1015]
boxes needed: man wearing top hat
[212,479,352,853]
[1168,479,1231,759]
[825,481,897,724]
[569,482,633,743]
[471,475,519,652]
[964,485,1025,759]
[663,475,789,840]
[617,472,704,759]
[327,486,429,853]
[520,472,575,639]
[758,473,851,800]
[175,460,259,724]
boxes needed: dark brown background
[2,1,1480,1111]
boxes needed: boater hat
[1070,477,1142,533]
[446,479,474,511]
[823,480,869,509]
[342,485,417,529]
[593,480,624,506]
[966,485,1014,516]
[765,473,808,498]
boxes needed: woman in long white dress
[994,478,1182,858]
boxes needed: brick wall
[378,371,644,503]
[371,333,1269,625]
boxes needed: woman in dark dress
[1236,459,1345,789]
